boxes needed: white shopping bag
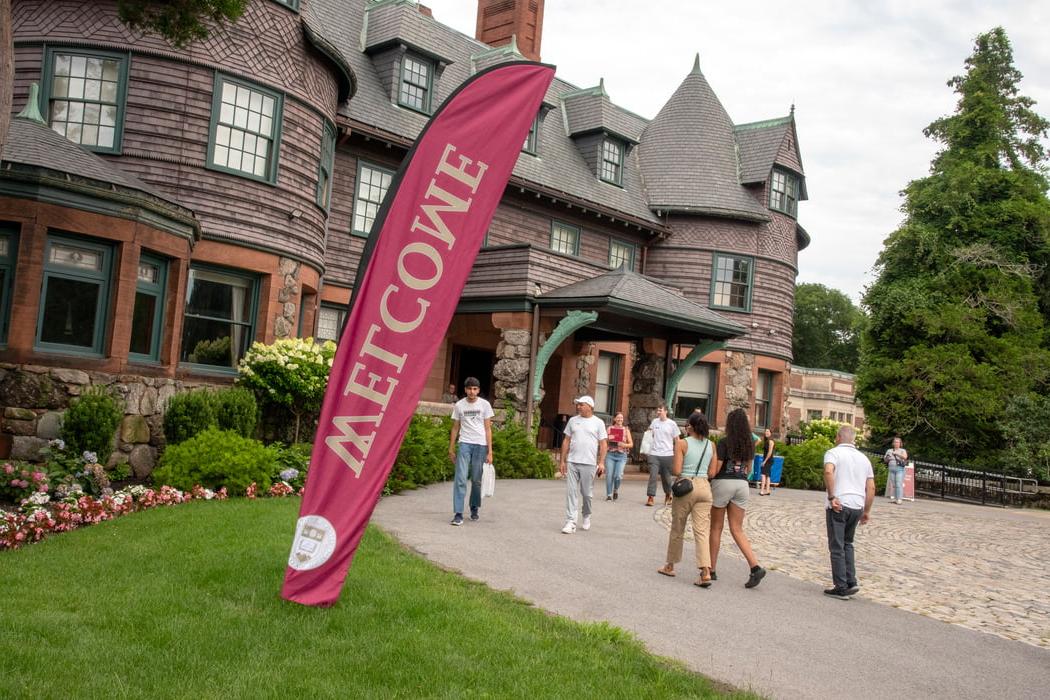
[639,429,653,456]
[481,462,496,498]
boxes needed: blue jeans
[604,451,628,496]
[453,442,485,514]
[889,466,905,500]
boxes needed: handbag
[481,462,496,498]
[671,439,709,498]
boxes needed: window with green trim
[769,169,800,217]
[352,161,394,236]
[180,266,257,370]
[755,370,774,429]
[710,253,753,311]
[599,138,624,185]
[42,48,129,154]
[36,235,113,356]
[608,239,636,270]
[317,120,336,209]
[270,0,300,10]
[522,115,538,154]
[807,409,823,421]
[399,54,433,113]
[673,363,717,421]
[208,75,283,183]
[550,221,580,256]
[316,303,347,343]
[0,224,17,345]
[129,253,168,362]
[595,352,622,417]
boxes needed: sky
[420,0,1050,304]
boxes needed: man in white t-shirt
[822,424,875,599]
[559,396,607,534]
[645,404,680,506]
[448,377,494,527]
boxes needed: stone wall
[629,350,664,435]
[723,350,754,411]
[274,257,301,340]
[492,328,533,416]
[0,363,224,476]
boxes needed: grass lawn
[0,497,748,698]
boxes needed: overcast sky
[421,0,1050,304]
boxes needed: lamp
[288,208,304,220]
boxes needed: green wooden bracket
[663,340,726,408]
[531,310,598,402]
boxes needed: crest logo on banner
[281,62,556,607]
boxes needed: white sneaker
[896,499,903,504]
[561,520,576,534]
[581,516,591,531]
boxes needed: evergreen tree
[792,283,864,373]
[857,27,1050,470]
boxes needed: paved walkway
[372,478,1050,699]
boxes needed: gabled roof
[537,267,745,340]
[638,57,769,221]
[561,81,642,143]
[736,115,793,184]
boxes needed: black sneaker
[709,570,717,581]
[613,491,618,501]
[824,587,852,600]
[745,566,766,589]
[845,585,860,596]
[451,513,463,526]
[470,507,479,521]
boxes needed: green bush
[212,386,259,438]
[153,427,273,493]
[870,453,888,494]
[800,418,844,443]
[270,442,311,490]
[163,389,216,445]
[60,387,124,465]
[780,436,833,490]
[492,418,555,479]
[386,416,453,493]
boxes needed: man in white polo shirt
[559,396,607,534]
[822,424,875,600]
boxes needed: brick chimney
[475,0,545,62]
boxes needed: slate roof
[537,268,745,339]
[736,116,793,184]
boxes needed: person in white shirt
[823,424,875,599]
[448,377,494,527]
[559,396,607,534]
[645,404,680,506]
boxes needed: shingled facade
[2,0,809,464]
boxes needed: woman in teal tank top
[656,411,715,587]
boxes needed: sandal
[694,576,712,588]
[657,565,676,577]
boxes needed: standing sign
[281,62,555,607]
[884,462,916,501]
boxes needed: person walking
[645,404,679,506]
[823,424,875,599]
[447,377,494,526]
[657,411,715,587]
[709,408,767,588]
[883,436,908,504]
[758,428,776,496]
[604,412,633,501]
[559,396,608,534]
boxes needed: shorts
[711,478,749,509]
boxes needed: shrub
[269,442,311,490]
[0,462,50,504]
[779,436,833,490]
[799,418,845,443]
[153,428,274,493]
[60,387,123,466]
[386,416,453,493]
[163,389,216,445]
[212,387,259,438]
[492,417,556,479]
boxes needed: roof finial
[598,77,607,96]
[509,33,519,54]
[691,53,702,75]
[17,84,48,126]
[790,103,795,116]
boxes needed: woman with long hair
[708,408,766,588]
[604,412,633,501]
[758,428,776,496]
[657,411,715,586]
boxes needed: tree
[792,283,864,372]
[1,0,247,157]
[857,27,1050,470]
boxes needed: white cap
[574,396,595,407]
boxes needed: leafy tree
[792,283,864,372]
[857,28,1050,470]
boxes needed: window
[807,409,823,421]
[42,48,129,153]
[0,224,16,344]
[352,162,394,236]
[270,0,300,9]
[36,235,113,355]
[608,239,636,271]
[769,169,800,217]
[129,253,168,362]
[599,138,624,185]
[710,253,753,311]
[180,266,257,370]
[550,221,580,256]
[594,353,622,416]
[755,370,774,429]
[208,75,283,183]
[317,120,336,209]
[399,54,433,113]
[674,363,716,420]
[316,304,347,343]
[522,115,538,154]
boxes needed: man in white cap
[559,396,607,534]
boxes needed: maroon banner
[281,62,555,607]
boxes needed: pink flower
[14,532,24,541]
[3,464,13,474]
[32,472,45,482]
[38,484,49,493]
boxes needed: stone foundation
[492,328,532,417]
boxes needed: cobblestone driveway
[655,487,1050,648]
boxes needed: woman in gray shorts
[708,408,766,588]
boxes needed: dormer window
[769,169,800,217]
[599,138,624,185]
[522,115,538,154]
[399,54,434,113]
